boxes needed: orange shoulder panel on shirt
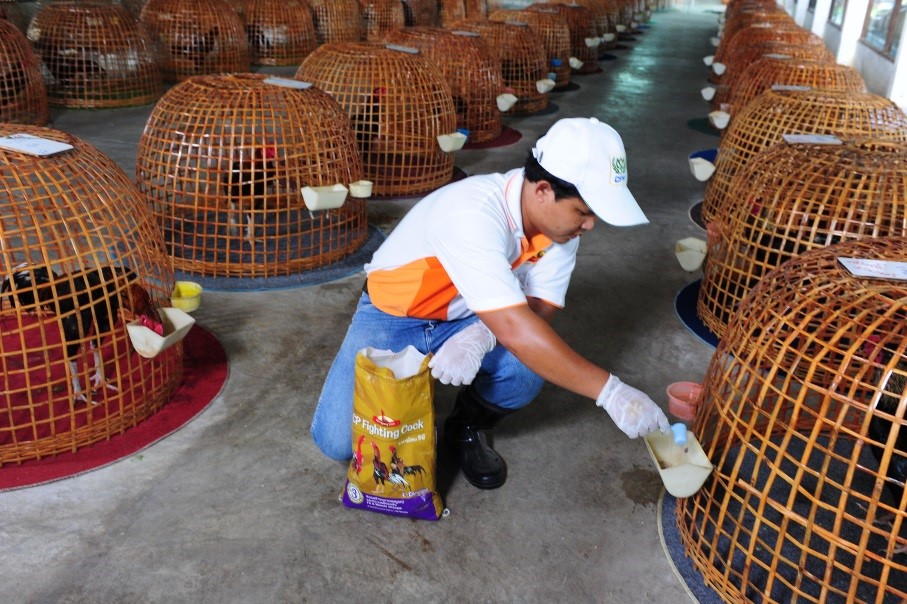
[368,257,458,320]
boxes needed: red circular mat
[0,325,228,491]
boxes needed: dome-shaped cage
[701,89,907,226]
[679,236,907,602]
[140,0,249,82]
[0,19,49,125]
[564,0,615,52]
[26,0,163,108]
[712,56,863,116]
[135,73,368,278]
[400,0,438,26]
[360,0,405,43]
[0,124,178,466]
[490,8,570,89]
[0,0,28,33]
[383,27,504,143]
[308,0,362,44]
[450,19,548,115]
[717,10,795,50]
[599,0,625,37]
[712,25,825,83]
[708,42,836,100]
[528,2,599,74]
[463,0,487,19]
[438,0,466,26]
[698,139,907,339]
[241,0,318,66]
[295,43,457,199]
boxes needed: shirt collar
[502,168,526,238]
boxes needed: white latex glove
[428,322,496,386]
[596,375,671,438]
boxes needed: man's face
[537,194,597,244]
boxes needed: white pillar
[836,0,870,65]
[888,17,907,108]
[794,0,810,26]
[810,0,832,38]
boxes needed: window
[863,0,904,57]
[830,0,847,26]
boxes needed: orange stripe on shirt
[367,258,458,320]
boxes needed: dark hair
[523,151,582,200]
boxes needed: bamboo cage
[711,24,825,83]
[0,124,178,467]
[717,10,794,50]
[295,43,457,198]
[224,0,245,21]
[707,42,836,102]
[698,139,907,339]
[678,236,907,603]
[360,0,405,43]
[383,27,504,143]
[528,2,599,74]
[566,0,615,51]
[490,8,570,89]
[463,0,487,19]
[0,0,27,32]
[450,18,549,115]
[400,0,439,26]
[700,89,907,227]
[27,0,163,108]
[140,0,249,82]
[712,58,866,127]
[135,73,368,278]
[241,0,318,66]
[0,19,49,125]
[308,0,362,43]
[438,0,466,27]
[600,0,626,36]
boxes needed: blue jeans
[310,293,544,461]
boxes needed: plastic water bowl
[644,430,713,498]
[712,61,726,76]
[585,36,601,48]
[688,148,718,182]
[703,54,714,66]
[349,180,373,198]
[710,36,721,47]
[496,92,518,112]
[675,237,707,272]
[708,110,730,130]
[437,132,468,152]
[602,33,616,43]
[568,57,584,70]
[666,381,703,421]
[536,78,556,94]
[126,307,196,359]
[700,86,716,101]
[302,184,349,210]
[171,280,202,313]
[615,24,627,33]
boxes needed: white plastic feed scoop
[708,110,730,129]
[701,86,716,101]
[675,237,707,271]
[644,430,713,498]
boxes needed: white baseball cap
[531,117,648,226]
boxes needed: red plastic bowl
[666,381,702,421]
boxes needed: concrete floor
[2,4,725,602]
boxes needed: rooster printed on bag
[342,346,444,520]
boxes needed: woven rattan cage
[438,0,466,26]
[712,58,866,126]
[450,18,548,115]
[717,10,794,50]
[400,0,438,26]
[698,139,907,339]
[295,43,457,198]
[140,0,249,82]
[565,0,614,50]
[463,0,487,19]
[0,19,49,125]
[0,0,27,32]
[599,0,625,35]
[383,27,503,143]
[528,2,598,74]
[700,89,907,227]
[678,236,907,602]
[241,0,317,66]
[708,42,836,98]
[361,0,405,42]
[490,8,570,89]
[26,0,163,108]
[135,73,368,278]
[712,25,825,81]
[0,124,178,466]
[308,0,362,43]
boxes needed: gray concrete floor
[2,4,725,602]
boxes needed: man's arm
[477,304,609,400]
[526,296,558,323]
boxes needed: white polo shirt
[364,168,579,320]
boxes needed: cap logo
[610,155,627,186]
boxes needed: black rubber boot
[444,386,514,490]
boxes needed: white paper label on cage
[385,44,419,54]
[782,133,842,145]
[505,20,529,26]
[838,258,907,280]
[264,77,312,89]
[451,30,479,37]
[772,84,812,91]
[762,53,792,59]
[0,134,74,156]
